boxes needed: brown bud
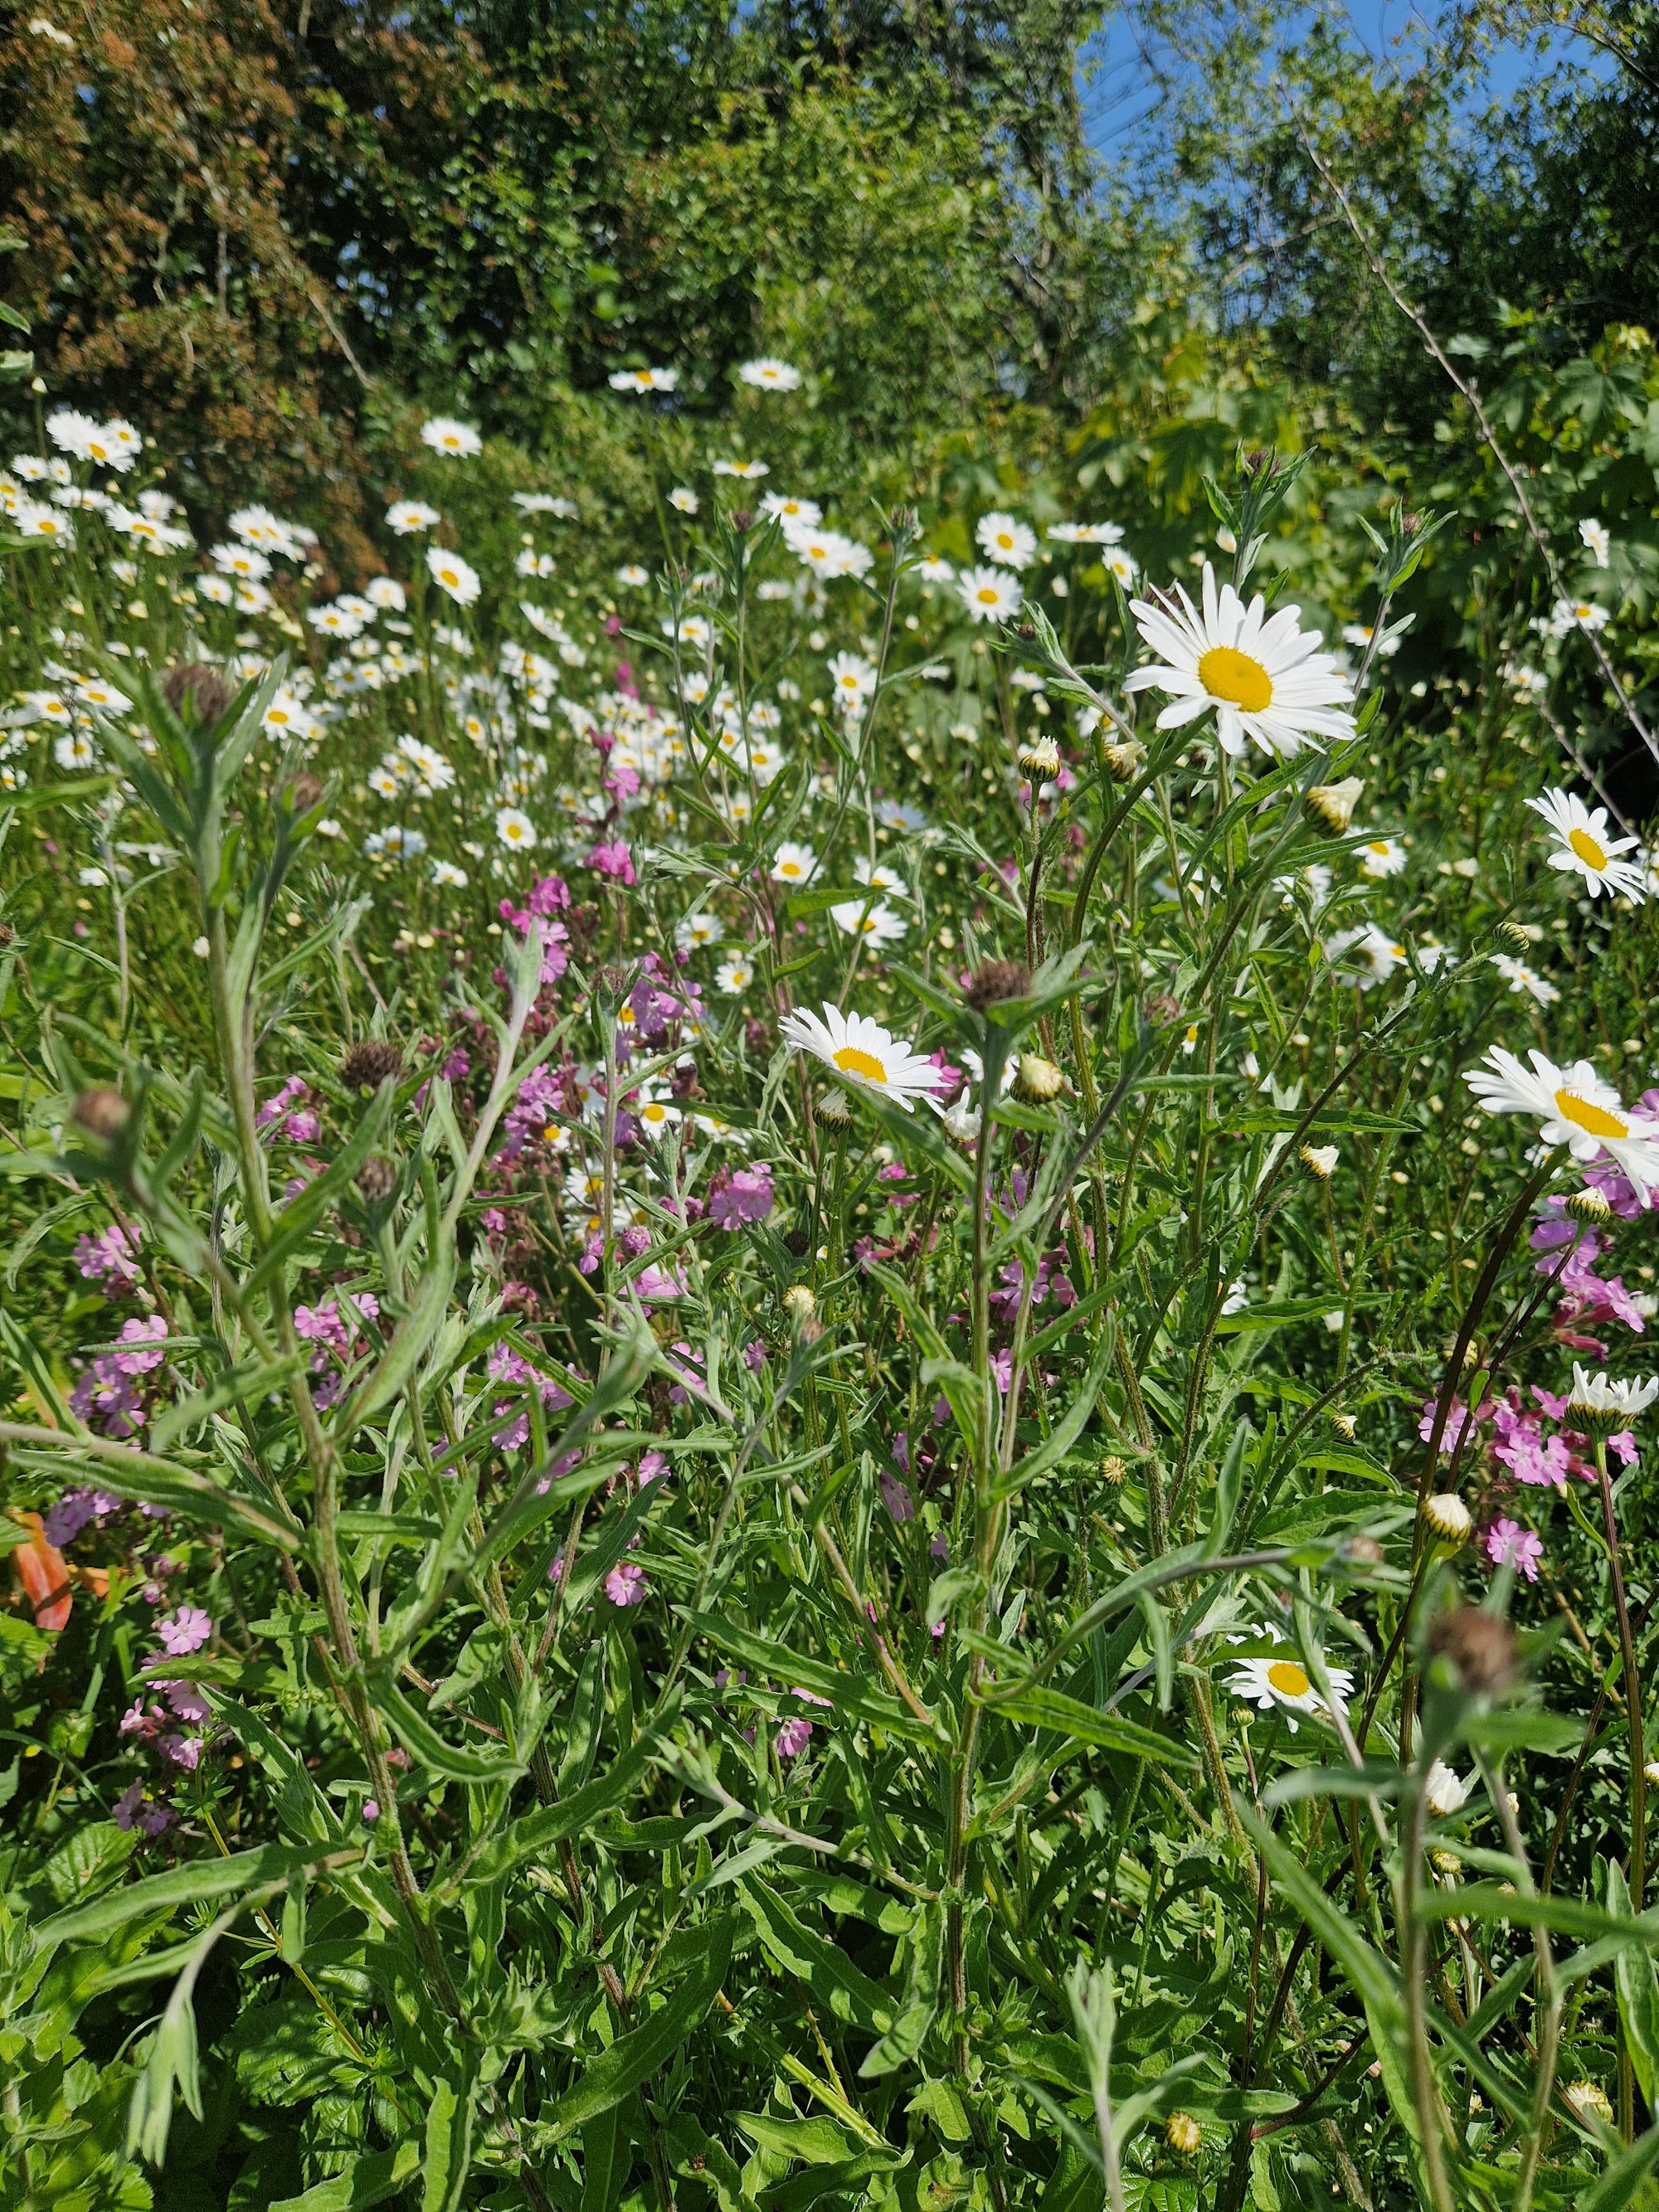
[1243,448,1275,481]
[1400,509,1424,538]
[1343,1533,1385,1568]
[285,771,324,814]
[71,1087,130,1140]
[1015,621,1036,644]
[0,919,13,946]
[355,1155,398,1205]
[963,959,1032,1011]
[781,1228,810,1259]
[340,1038,403,1093]
[597,964,630,1002]
[1144,991,1182,1026]
[729,509,752,535]
[669,1059,701,1102]
[160,663,233,728]
[1426,1607,1520,1697]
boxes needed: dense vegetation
[7,4,1659,2209]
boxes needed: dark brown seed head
[71,1087,130,1140]
[669,1060,701,1101]
[781,1228,810,1258]
[729,509,752,535]
[1427,1607,1520,1697]
[340,1039,403,1093]
[1243,447,1275,481]
[963,959,1031,1011]
[161,664,233,728]
[355,1155,398,1205]
[285,771,324,814]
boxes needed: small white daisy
[1526,788,1647,901]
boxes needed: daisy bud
[1165,2114,1202,2156]
[1564,2081,1614,2128]
[1298,1142,1339,1180]
[1430,1847,1462,1876]
[1330,1412,1358,1441]
[1017,735,1060,780]
[817,1089,853,1125]
[1494,918,1530,955]
[1101,739,1145,783]
[1565,1187,1613,1225]
[1645,1759,1659,1787]
[1423,1493,1472,1544]
[941,1097,981,1144]
[963,959,1032,1010]
[71,1087,130,1141]
[1014,1053,1064,1103]
[1306,776,1364,836]
[1568,1361,1659,1433]
[782,1285,817,1324]
[1426,1606,1520,1697]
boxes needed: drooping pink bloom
[73,1223,142,1291]
[586,839,636,885]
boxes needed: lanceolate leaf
[539,1915,735,2141]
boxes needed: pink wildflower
[606,1561,649,1607]
[1486,1518,1544,1582]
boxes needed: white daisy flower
[713,458,769,479]
[421,416,482,458]
[676,912,720,950]
[956,565,1023,624]
[915,553,955,582]
[54,729,100,769]
[761,493,820,527]
[512,493,578,518]
[1567,1364,1659,1424]
[426,547,481,605]
[783,519,872,578]
[1546,596,1610,636]
[14,501,72,546]
[431,859,469,887]
[1102,547,1138,588]
[1491,953,1559,1006]
[1464,1048,1659,1200]
[975,513,1037,570]
[365,576,406,611]
[608,366,678,393]
[1424,1760,1474,1816]
[1324,923,1404,988]
[387,499,440,534]
[634,1091,681,1137]
[854,856,909,899]
[75,678,130,716]
[494,807,537,850]
[770,841,817,886]
[830,898,907,945]
[1225,1636,1354,1733]
[1127,564,1355,760]
[1579,518,1611,568]
[1342,622,1400,659]
[1358,835,1407,879]
[668,486,699,514]
[738,357,800,391]
[779,1004,940,1111]
[196,573,235,605]
[615,564,650,587]
[714,955,754,994]
[1048,520,1124,545]
[826,651,878,712]
[1526,788,1647,901]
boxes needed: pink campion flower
[775,1716,814,1759]
[1486,1518,1544,1582]
[162,1680,212,1722]
[113,1782,173,1836]
[635,1264,688,1300]
[119,1699,149,1736]
[742,1339,767,1372]
[157,1607,212,1655]
[930,1530,950,1559]
[362,1799,381,1823]
[606,760,642,803]
[927,1049,964,1101]
[255,1075,309,1133]
[113,1315,168,1376]
[620,1223,651,1257]
[708,1165,775,1229]
[606,1561,648,1607]
[73,1223,142,1290]
[586,838,636,885]
[880,1469,915,1523]
[1612,1430,1641,1468]
[579,1232,604,1276]
[1418,1395,1491,1455]
[636,1451,668,1485]
[441,1047,471,1082]
[791,1687,831,1709]
[284,1111,320,1142]
[160,1732,204,1770]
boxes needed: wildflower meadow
[7,14,1659,2209]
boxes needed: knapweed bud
[160,662,233,727]
[1423,1493,1472,1544]
[1165,2113,1202,2155]
[285,770,324,814]
[781,1228,810,1258]
[1101,739,1146,783]
[355,1155,397,1205]
[1565,1187,1613,1225]
[1298,1142,1339,1180]
[1426,1606,1520,1697]
[1343,1533,1384,1569]
[340,1038,403,1093]
[1014,1053,1064,1103]
[1306,776,1364,836]
[71,1087,130,1141]
[729,509,752,535]
[1099,1455,1126,1486]
[963,959,1031,1011]
[1017,735,1060,780]
[0,919,14,946]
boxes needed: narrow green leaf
[150,1351,306,1451]
[980,1682,1199,1769]
[740,1874,897,2031]
[270,2142,423,2212]
[541,1915,734,2141]
[681,1613,940,1743]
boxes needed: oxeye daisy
[830,898,907,945]
[426,547,481,605]
[1126,563,1355,760]
[779,1004,940,1111]
[494,806,537,850]
[738,357,800,391]
[1225,1633,1353,1733]
[1526,788,1647,901]
[609,365,678,393]
[761,493,821,527]
[387,499,440,534]
[1463,1048,1659,1202]
[975,513,1037,570]
[770,842,817,886]
[420,416,482,458]
[956,565,1023,624]
[714,955,754,994]
[1358,835,1407,879]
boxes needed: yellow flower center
[1554,1089,1627,1140]
[833,1045,887,1083]
[1198,645,1274,712]
[1267,1660,1311,1699]
[975,587,999,605]
[1569,826,1608,872]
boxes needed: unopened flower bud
[1299,1142,1339,1180]
[1099,1455,1126,1485]
[1564,2081,1613,2128]
[782,1285,817,1324]
[1165,2113,1202,2156]
[818,1088,853,1125]
[1565,1187,1613,1225]
[362,1798,381,1825]
[1017,735,1060,780]
[1330,1412,1358,1442]
[729,509,752,534]
[1343,1533,1384,1568]
[963,959,1031,1011]
[1014,1053,1064,1103]
[1426,1606,1520,1696]
[1423,1493,1472,1544]
[71,1087,130,1141]
[1306,776,1364,836]
[340,1038,403,1093]
[160,663,233,727]
[355,1155,397,1205]
[1494,917,1530,954]
[285,771,324,814]
[1101,739,1145,783]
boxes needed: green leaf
[540,1915,734,2141]
[333,1245,458,1442]
[1611,1862,1659,2107]
[737,2112,876,2166]
[421,2061,476,2212]
[149,1350,306,1451]
[980,1682,1199,1769]
[995,1330,1112,1500]
[372,1670,525,1784]
[1576,2122,1659,2212]
[269,2142,424,2212]
[680,1612,941,1743]
[37,1840,349,1950]
[464,1732,658,1891]
[581,2101,630,2212]
[739,1874,897,2031]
